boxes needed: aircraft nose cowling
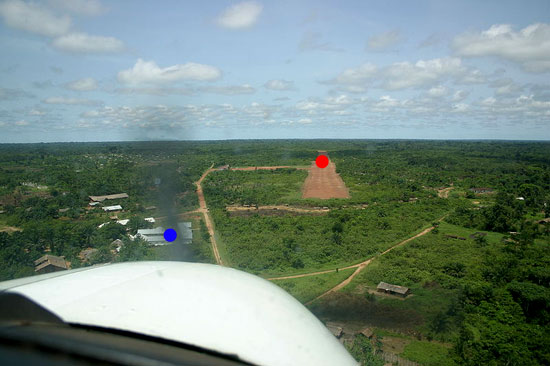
[1,261,358,366]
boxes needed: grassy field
[211,201,449,275]
[401,340,455,366]
[271,268,355,303]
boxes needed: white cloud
[367,30,402,50]
[216,1,262,30]
[0,0,71,37]
[15,119,29,125]
[326,57,472,91]
[200,84,255,95]
[118,59,221,85]
[427,85,448,98]
[375,95,400,108]
[29,109,45,115]
[48,0,105,16]
[481,97,496,106]
[331,63,377,85]
[264,79,295,91]
[299,32,343,52]
[383,57,464,90]
[452,90,469,102]
[452,103,470,113]
[65,77,98,91]
[298,118,312,124]
[43,96,100,105]
[489,78,523,96]
[453,23,550,72]
[52,32,125,53]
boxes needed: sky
[0,0,549,142]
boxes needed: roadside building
[376,282,410,297]
[34,255,68,274]
[102,205,122,212]
[137,227,166,245]
[89,193,129,202]
[177,222,193,244]
[218,164,230,171]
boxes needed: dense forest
[0,140,549,365]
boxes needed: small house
[102,205,122,212]
[34,255,68,274]
[376,282,410,297]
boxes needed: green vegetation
[272,268,355,303]
[0,140,549,365]
[211,201,447,274]
[401,340,454,366]
[203,168,308,207]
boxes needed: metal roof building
[137,223,193,246]
[102,205,122,212]
[376,282,410,297]
[34,255,68,274]
[89,193,129,202]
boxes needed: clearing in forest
[302,161,350,199]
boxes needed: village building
[137,222,193,246]
[137,227,166,245]
[376,282,410,297]
[177,222,193,244]
[218,164,230,171]
[34,255,68,274]
[102,205,122,212]
[89,193,129,202]
[144,217,155,223]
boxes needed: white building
[102,205,122,212]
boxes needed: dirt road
[230,166,307,171]
[195,164,223,265]
[302,161,349,199]
[226,205,330,214]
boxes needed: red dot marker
[316,155,329,169]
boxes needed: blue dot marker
[164,228,177,242]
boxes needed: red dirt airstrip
[302,161,350,199]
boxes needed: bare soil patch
[302,162,350,199]
[226,205,329,217]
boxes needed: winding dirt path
[195,164,224,265]
[303,226,436,305]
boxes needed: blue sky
[0,0,549,142]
